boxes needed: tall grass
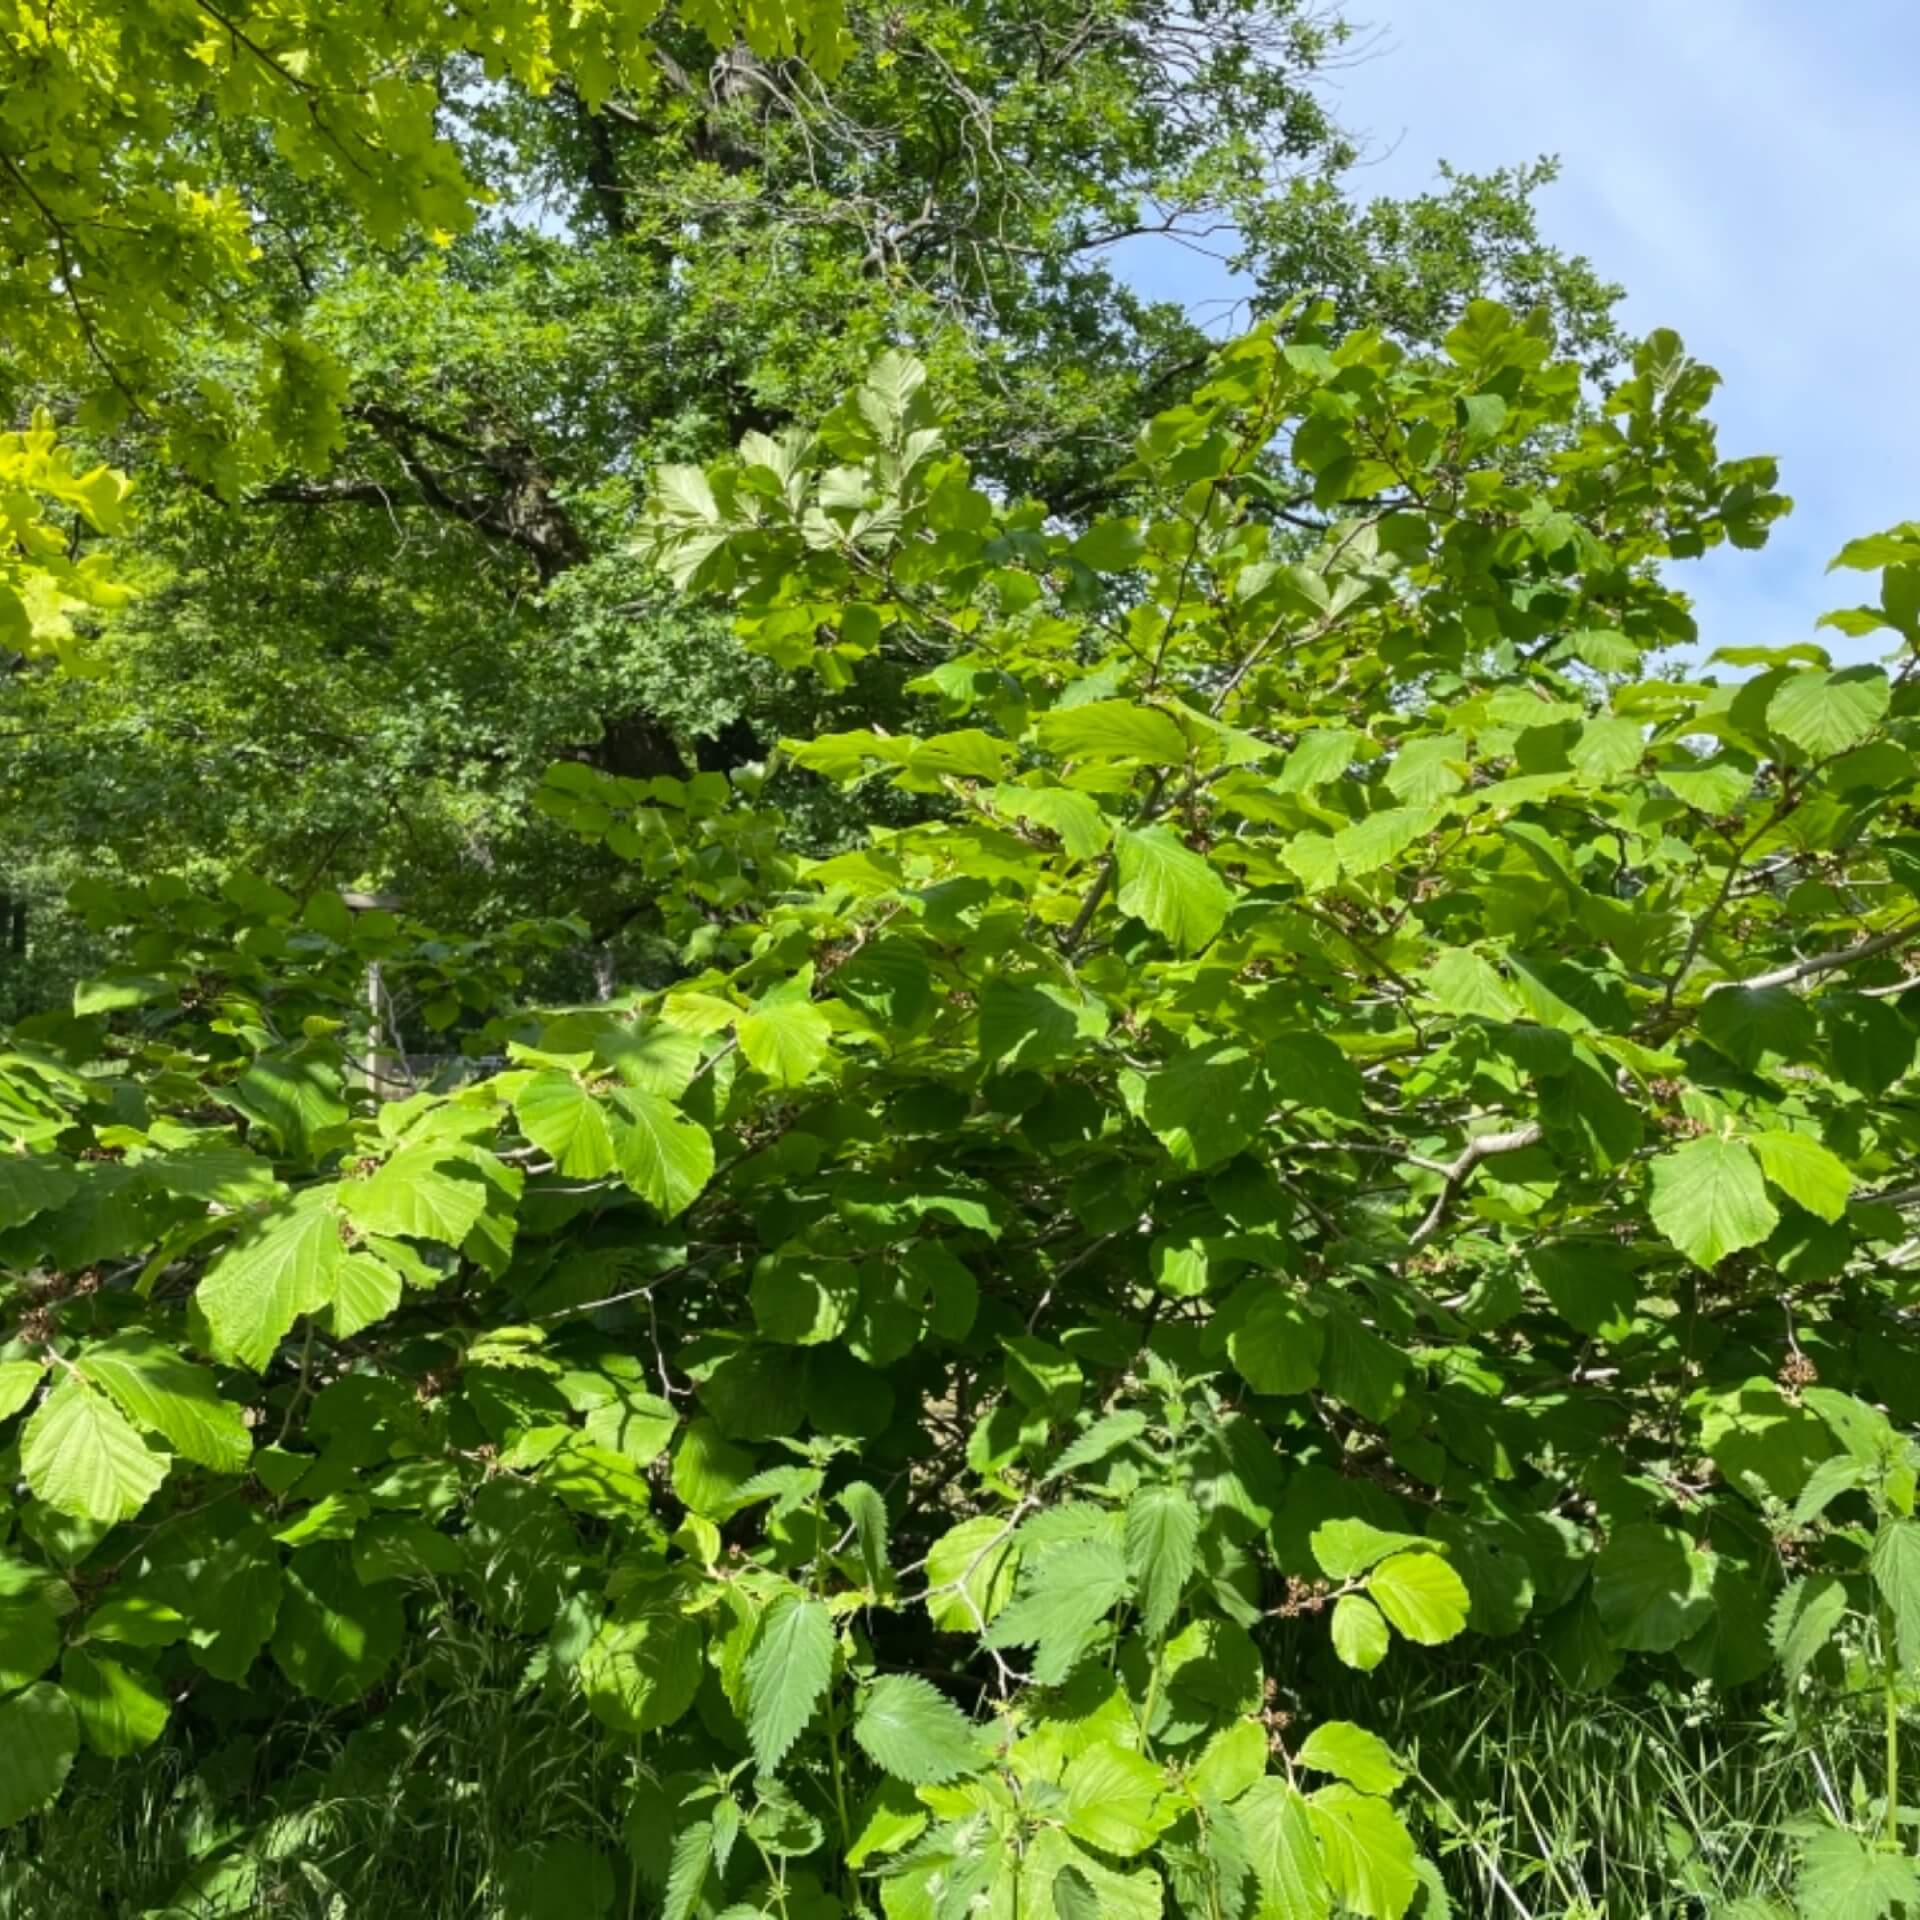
[0,1624,1884,1918]
[1287,1648,1870,1918]
[1,1610,635,1919]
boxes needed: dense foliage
[10,299,1920,1916]
[0,0,1626,1002]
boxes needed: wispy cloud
[1122,1,1920,662]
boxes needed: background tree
[2,0,1625,1012]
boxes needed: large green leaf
[924,1516,1021,1633]
[1750,1129,1853,1222]
[1236,1777,1330,1920]
[1306,1786,1417,1920]
[515,1071,619,1178]
[737,994,833,1086]
[21,1378,168,1524]
[0,1683,78,1828]
[1294,1723,1404,1795]
[341,1144,491,1245]
[1061,1740,1167,1858]
[1114,826,1233,952]
[78,1331,251,1476]
[984,1539,1131,1684]
[1329,1596,1391,1672]
[1124,1485,1199,1640]
[1871,1518,1920,1672]
[612,1090,714,1217]
[852,1675,982,1785]
[1366,1552,1469,1646]
[1793,1827,1920,1920]
[1770,1575,1849,1685]
[1034,700,1189,764]
[271,1546,404,1705]
[744,1593,834,1771]
[1648,1136,1778,1270]
[1226,1288,1324,1396]
[579,1606,702,1735]
[62,1648,170,1756]
[1766,667,1890,758]
[0,1357,45,1423]
[197,1190,342,1369]
[1592,1523,1717,1653]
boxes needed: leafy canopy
[11,303,1920,1915]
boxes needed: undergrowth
[3,1615,1853,1920]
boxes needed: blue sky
[1119,0,1920,664]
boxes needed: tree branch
[1406,1123,1545,1251]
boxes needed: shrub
[8,303,1920,1915]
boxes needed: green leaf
[0,1683,78,1828]
[1592,1523,1716,1653]
[845,1780,927,1868]
[583,1388,677,1468]
[197,1190,342,1369]
[0,1358,45,1423]
[984,1539,1131,1684]
[1794,1827,1920,1920]
[1071,517,1146,572]
[1114,826,1233,953]
[1570,715,1646,781]
[342,1145,490,1245]
[1750,1129,1853,1222]
[77,1332,250,1476]
[993,785,1113,862]
[225,1054,348,1158]
[1330,1595,1391,1672]
[1062,1739,1167,1858]
[578,1606,702,1735]
[1237,1778,1330,1920]
[327,1251,404,1340]
[1334,806,1435,878]
[1277,729,1364,794]
[1384,734,1467,803]
[1648,1136,1779,1270]
[61,1648,169,1756]
[0,1154,78,1230]
[1310,1520,1428,1582]
[516,1071,619,1178]
[1422,949,1517,1020]
[1771,1575,1849,1685]
[1124,1485,1200,1639]
[744,1593,834,1772]
[1034,700,1189,764]
[1047,1410,1149,1481]
[271,1545,404,1705]
[852,1675,982,1785]
[838,1480,891,1591]
[612,1090,714,1217]
[1306,1785,1417,1920]
[1191,1721,1268,1802]
[1051,1865,1104,1920]
[0,1589,60,1695]
[925,1515,1020,1633]
[1871,1519,1920,1672]
[1695,1378,1834,1506]
[662,1820,713,1920]
[21,1378,168,1523]
[1228,1288,1324,1396]
[1767,667,1891,758]
[1295,1723,1405,1795]
[737,994,833,1086]
[1366,1552,1470,1646]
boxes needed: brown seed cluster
[1779,1349,1819,1391]
[1273,1574,1331,1619]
